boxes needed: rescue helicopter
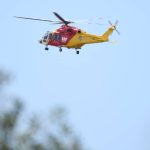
[15,12,119,54]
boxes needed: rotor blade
[50,22,65,24]
[72,20,104,25]
[14,16,60,23]
[73,18,103,25]
[74,17,103,23]
[85,22,104,26]
[115,20,119,26]
[108,20,113,26]
[115,29,120,35]
[53,12,73,25]
[53,12,67,23]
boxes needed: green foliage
[0,71,85,150]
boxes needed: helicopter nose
[39,39,42,44]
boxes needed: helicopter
[15,12,119,54]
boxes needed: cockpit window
[49,33,52,39]
[43,31,50,40]
[43,31,62,42]
[43,35,48,40]
[53,34,61,41]
[49,33,61,41]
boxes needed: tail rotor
[108,20,120,35]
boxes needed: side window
[56,34,61,41]
[43,31,49,40]
[52,34,61,41]
[49,33,52,40]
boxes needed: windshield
[43,31,51,40]
[42,31,62,42]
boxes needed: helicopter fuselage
[39,25,107,50]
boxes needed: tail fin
[102,27,114,41]
[101,20,119,41]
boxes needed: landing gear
[75,48,81,54]
[76,50,80,54]
[59,47,62,52]
[45,47,49,50]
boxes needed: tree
[0,70,23,150]
[0,70,85,150]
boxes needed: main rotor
[14,12,74,25]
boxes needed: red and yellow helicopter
[15,12,119,54]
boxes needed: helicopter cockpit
[39,31,62,45]
[38,31,49,44]
[43,31,61,41]
[43,31,50,41]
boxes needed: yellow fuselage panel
[66,32,107,48]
